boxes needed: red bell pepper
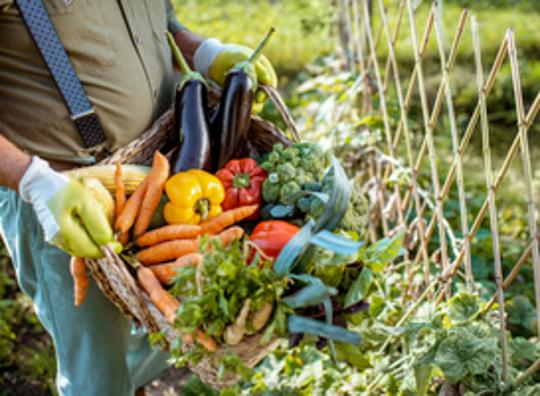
[216,158,267,215]
[249,220,300,259]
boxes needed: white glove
[193,37,226,78]
[19,157,69,241]
[18,157,120,258]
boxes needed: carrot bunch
[115,151,170,239]
[72,152,260,353]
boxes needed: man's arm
[0,134,31,191]
[166,0,204,68]
[174,30,204,69]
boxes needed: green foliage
[0,244,56,395]
[172,0,334,76]
[170,239,289,343]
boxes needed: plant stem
[248,27,276,64]
[166,31,192,74]
[503,359,540,394]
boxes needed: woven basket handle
[261,85,301,143]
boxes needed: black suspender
[15,0,107,148]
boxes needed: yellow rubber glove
[19,157,122,258]
[193,39,277,113]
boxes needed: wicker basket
[85,91,297,389]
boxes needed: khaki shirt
[0,0,185,164]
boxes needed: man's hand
[19,157,121,258]
[193,39,277,113]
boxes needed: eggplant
[172,79,212,173]
[166,32,212,173]
[210,28,275,171]
[210,70,254,171]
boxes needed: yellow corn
[65,164,150,195]
[82,178,115,225]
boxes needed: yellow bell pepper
[164,169,225,225]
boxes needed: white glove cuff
[19,157,69,241]
[193,37,226,78]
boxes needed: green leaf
[288,315,361,345]
[415,364,436,396]
[269,204,296,218]
[282,283,337,308]
[360,231,405,271]
[335,342,371,370]
[434,325,498,383]
[447,292,479,323]
[309,230,364,256]
[354,115,384,129]
[344,267,372,308]
[369,294,385,318]
[274,220,315,277]
[315,157,351,232]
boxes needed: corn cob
[65,165,150,195]
[82,178,115,225]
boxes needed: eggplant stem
[248,27,276,64]
[166,31,192,74]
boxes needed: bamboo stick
[406,0,450,298]
[506,29,540,340]
[472,17,509,382]
[376,0,431,291]
[433,7,474,293]
[362,0,408,245]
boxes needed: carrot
[114,163,131,245]
[136,224,202,247]
[151,253,203,284]
[134,152,170,237]
[137,266,217,352]
[114,162,126,220]
[137,227,245,265]
[118,231,130,246]
[70,257,89,307]
[189,329,217,352]
[115,177,149,233]
[199,205,258,235]
[137,266,179,323]
[213,226,244,248]
[137,239,200,266]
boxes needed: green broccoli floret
[295,168,312,187]
[262,181,280,202]
[267,150,281,165]
[339,189,368,232]
[273,143,284,153]
[300,155,324,174]
[276,163,296,183]
[280,181,301,205]
[281,147,299,163]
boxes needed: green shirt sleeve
[166,0,188,34]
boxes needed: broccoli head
[280,181,302,205]
[276,163,296,183]
[262,181,281,202]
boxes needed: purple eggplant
[166,32,212,173]
[210,28,275,171]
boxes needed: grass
[175,0,540,78]
[173,0,334,77]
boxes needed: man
[0,1,276,395]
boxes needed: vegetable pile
[64,28,375,382]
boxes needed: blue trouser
[0,187,170,395]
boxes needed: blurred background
[1,1,538,394]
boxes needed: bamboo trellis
[336,0,540,382]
